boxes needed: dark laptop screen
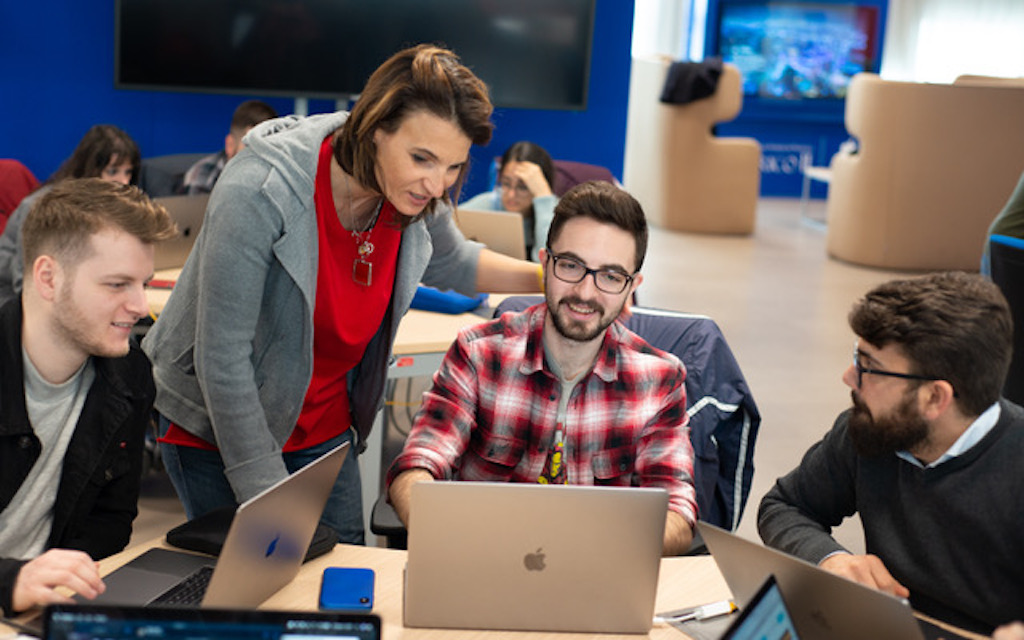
[44,605,380,640]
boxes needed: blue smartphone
[319,567,375,611]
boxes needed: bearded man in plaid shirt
[387,181,697,555]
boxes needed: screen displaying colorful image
[718,2,881,100]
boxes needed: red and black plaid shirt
[387,303,698,524]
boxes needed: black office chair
[989,234,1024,405]
[371,297,762,553]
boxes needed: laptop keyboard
[151,565,214,606]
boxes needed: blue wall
[0,1,634,200]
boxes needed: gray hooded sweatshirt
[142,112,482,503]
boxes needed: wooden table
[77,540,731,640]
[98,540,994,640]
[4,538,988,640]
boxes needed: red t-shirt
[161,134,400,451]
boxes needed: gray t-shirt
[540,343,588,483]
[0,350,94,558]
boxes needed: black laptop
[43,604,380,640]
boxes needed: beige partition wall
[826,73,1024,270]
[623,56,761,235]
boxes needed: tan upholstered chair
[825,73,1024,270]
[623,57,761,234]
[953,74,1024,89]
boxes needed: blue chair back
[990,235,1024,405]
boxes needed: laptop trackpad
[128,548,213,576]
[84,567,185,605]
[80,548,214,605]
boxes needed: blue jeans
[158,415,365,544]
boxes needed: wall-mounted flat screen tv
[709,0,885,101]
[115,0,596,110]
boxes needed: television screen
[716,1,882,100]
[115,0,596,110]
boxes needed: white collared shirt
[897,402,1001,469]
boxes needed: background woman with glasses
[461,140,557,261]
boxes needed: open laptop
[404,482,667,634]
[452,208,527,259]
[43,604,380,640]
[88,442,348,609]
[720,574,801,640]
[152,194,209,270]
[697,522,970,640]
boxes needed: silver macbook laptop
[44,603,380,640]
[404,482,668,634]
[88,442,348,609]
[452,208,527,259]
[697,522,969,640]
[152,194,209,270]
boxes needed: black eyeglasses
[546,251,635,294]
[852,340,947,390]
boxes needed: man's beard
[546,295,619,343]
[52,281,131,360]
[847,389,930,457]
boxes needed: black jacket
[0,300,154,615]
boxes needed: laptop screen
[44,605,380,640]
[721,575,801,640]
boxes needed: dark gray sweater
[758,400,1024,634]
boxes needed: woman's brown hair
[334,44,493,224]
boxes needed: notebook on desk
[152,194,209,270]
[404,482,668,634]
[452,207,527,259]
[43,604,380,640]
[85,442,348,609]
[697,522,971,640]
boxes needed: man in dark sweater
[758,271,1023,636]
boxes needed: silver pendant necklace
[344,172,381,287]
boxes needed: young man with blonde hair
[0,178,175,615]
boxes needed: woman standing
[143,45,540,544]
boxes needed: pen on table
[654,599,737,624]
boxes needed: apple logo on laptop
[523,548,546,571]
[808,608,834,633]
[265,535,280,558]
